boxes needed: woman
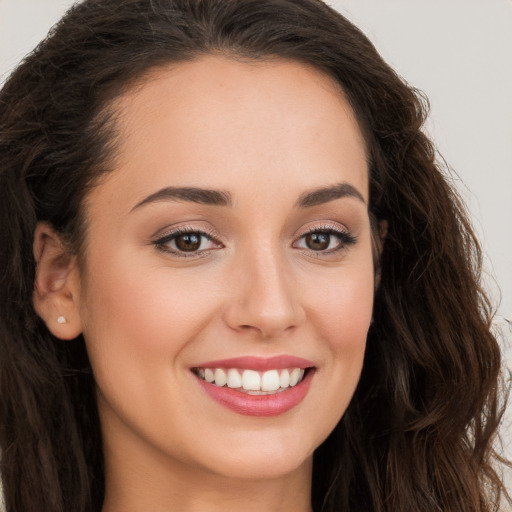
[0,0,508,511]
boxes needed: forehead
[90,56,368,212]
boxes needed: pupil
[306,233,329,250]
[176,233,201,251]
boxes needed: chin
[189,428,318,481]
[211,452,311,481]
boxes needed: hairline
[73,51,375,271]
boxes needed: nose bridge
[225,239,304,337]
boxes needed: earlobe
[33,223,83,340]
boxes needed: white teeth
[289,368,301,386]
[214,368,227,387]
[261,370,280,391]
[227,369,242,388]
[242,369,261,391]
[279,369,290,388]
[196,366,309,392]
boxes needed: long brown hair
[0,0,508,510]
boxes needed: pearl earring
[57,316,67,324]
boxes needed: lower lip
[196,370,313,417]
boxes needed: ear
[33,222,83,340]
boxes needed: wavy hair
[0,0,508,511]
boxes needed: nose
[223,246,305,339]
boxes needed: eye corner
[152,226,223,258]
[292,223,357,255]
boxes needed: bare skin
[34,56,374,512]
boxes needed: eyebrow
[295,182,366,208]
[132,186,232,210]
[132,181,365,212]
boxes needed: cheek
[78,248,222,383]
[302,258,374,431]
[306,261,374,352]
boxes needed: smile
[192,356,315,417]
[193,367,307,394]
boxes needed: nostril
[222,290,305,337]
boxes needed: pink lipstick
[197,355,314,371]
[192,356,315,417]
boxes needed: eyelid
[152,224,223,257]
[292,222,357,253]
[150,221,356,259]
[294,221,352,239]
[152,222,220,241]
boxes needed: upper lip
[192,355,315,371]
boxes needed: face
[76,57,374,483]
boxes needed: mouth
[191,356,315,416]
[191,367,309,395]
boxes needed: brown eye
[293,227,357,254]
[174,233,201,252]
[305,232,330,251]
[154,229,221,256]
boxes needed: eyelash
[293,225,357,255]
[153,227,221,258]
[153,225,357,258]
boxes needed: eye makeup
[152,220,357,260]
[293,224,357,255]
[153,226,223,258]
